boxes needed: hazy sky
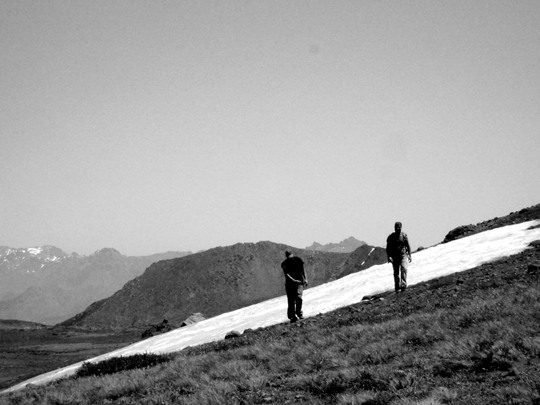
[1,1,539,256]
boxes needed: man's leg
[399,256,408,291]
[392,261,400,292]
[295,284,304,319]
[286,285,296,320]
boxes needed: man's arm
[385,235,393,263]
[287,274,301,283]
[404,233,412,262]
[301,261,308,287]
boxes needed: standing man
[386,222,412,293]
[281,250,308,323]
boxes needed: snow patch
[5,220,540,393]
[27,248,43,255]
[361,248,375,265]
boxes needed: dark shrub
[75,353,173,378]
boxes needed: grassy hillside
[2,204,540,404]
[3,247,540,404]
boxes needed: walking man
[281,250,308,323]
[386,222,412,293]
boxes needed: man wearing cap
[281,250,308,323]
[386,222,412,293]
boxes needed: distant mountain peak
[0,247,192,325]
[306,237,366,253]
[0,245,68,260]
[92,248,122,256]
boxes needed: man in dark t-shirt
[281,251,308,323]
[386,221,412,293]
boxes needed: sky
[1,1,539,256]
[6,219,540,391]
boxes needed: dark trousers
[285,283,304,320]
[392,256,408,292]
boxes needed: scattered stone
[224,330,242,339]
[141,319,174,340]
[181,312,206,327]
[363,295,382,301]
[504,366,520,377]
[527,263,540,274]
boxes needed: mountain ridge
[61,241,387,331]
[0,248,192,324]
[305,236,366,253]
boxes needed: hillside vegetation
[1,204,539,404]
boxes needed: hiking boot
[290,317,298,323]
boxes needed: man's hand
[408,255,412,263]
[304,281,308,287]
[388,257,393,263]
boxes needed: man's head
[394,222,402,233]
[285,250,292,258]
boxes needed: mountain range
[62,204,540,332]
[61,242,386,330]
[305,236,366,253]
[0,247,191,325]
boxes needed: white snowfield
[4,220,540,393]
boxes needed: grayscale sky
[1,1,539,256]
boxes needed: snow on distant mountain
[0,245,71,273]
[0,247,192,325]
[305,236,366,253]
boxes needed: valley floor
[0,329,138,391]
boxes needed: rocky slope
[443,203,540,243]
[61,241,387,331]
[0,248,191,325]
[334,244,388,279]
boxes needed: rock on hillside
[0,248,191,325]
[306,237,366,253]
[62,241,383,331]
